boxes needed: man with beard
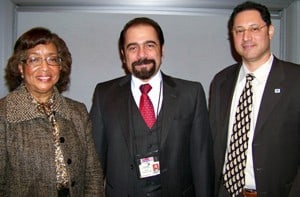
[90,17,213,197]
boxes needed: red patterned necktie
[139,84,156,128]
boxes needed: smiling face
[232,10,274,71]
[18,43,61,102]
[121,24,164,82]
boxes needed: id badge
[136,151,160,179]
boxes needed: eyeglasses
[22,56,62,67]
[232,24,267,35]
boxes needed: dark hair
[228,1,272,30]
[118,17,164,61]
[5,27,72,92]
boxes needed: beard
[131,58,156,80]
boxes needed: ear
[161,44,165,57]
[18,64,24,78]
[268,24,275,40]
[120,49,126,63]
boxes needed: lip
[37,76,51,81]
[242,43,255,50]
[133,62,154,70]
[132,59,155,67]
[135,63,150,67]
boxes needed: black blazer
[209,57,300,197]
[90,73,214,197]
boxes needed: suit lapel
[160,74,178,147]
[219,69,239,134]
[215,65,241,171]
[116,76,133,156]
[254,58,285,138]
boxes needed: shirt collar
[6,84,71,123]
[239,54,273,83]
[131,70,162,91]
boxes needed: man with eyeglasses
[209,1,300,197]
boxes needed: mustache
[132,58,155,67]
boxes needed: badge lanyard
[131,81,163,179]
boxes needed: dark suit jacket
[90,73,214,197]
[209,57,300,197]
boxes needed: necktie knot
[246,73,254,82]
[139,83,155,128]
[140,84,152,94]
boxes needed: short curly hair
[5,27,72,93]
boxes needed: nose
[242,29,252,41]
[137,46,146,58]
[39,58,50,69]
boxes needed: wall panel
[16,9,281,108]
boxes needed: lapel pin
[274,88,281,93]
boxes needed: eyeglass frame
[232,24,268,35]
[21,55,62,67]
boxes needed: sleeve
[82,105,105,196]
[191,83,214,197]
[0,107,8,196]
[289,168,300,197]
[89,85,107,175]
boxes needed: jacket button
[59,137,65,143]
[130,164,134,170]
[71,181,76,187]
[67,159,72,164]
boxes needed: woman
[0,27,104,196]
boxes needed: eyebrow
[126,40,158,49]
[234,23,261,28]
[27,52,58,56]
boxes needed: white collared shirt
[131,71,163,118]
[225,55,273,189]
